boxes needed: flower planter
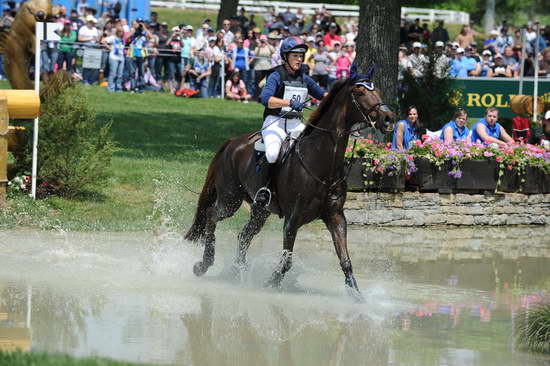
[543,172,550,194]
[346,158,365,191]
[407,158,445,191]
[447,159,498,192]
[345,158,405,192]
[520,167,543,194]
[497,168,520,193]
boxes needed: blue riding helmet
[279,37,308,60]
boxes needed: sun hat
[85,15,97,23]
[412,41,422,48]
[435,41,444,47]
[259,34,268,41]
[545,110,550,120]
[456,47,465,53]
[171,26,180,32]
[482,50,492,56]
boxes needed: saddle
[249,131,295,166]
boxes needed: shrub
[515,302,550,354]
[35,72,117,198]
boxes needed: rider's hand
[290,100,305,112]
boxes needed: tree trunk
[217,0,240,30]
[483,0,495,34]
[356,0,401,106]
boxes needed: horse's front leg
[266,216,299,288]
[322,210,363,302]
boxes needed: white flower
[7,181,12,186]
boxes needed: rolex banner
[450,77,550,119]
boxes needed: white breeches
[261,115,305,163]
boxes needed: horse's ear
[365,65,376,80]
[350,61,358,81]
[350,62,376,82]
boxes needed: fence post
[221,50,225,100]
[0,94,7,206]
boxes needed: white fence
[150,0,470,24]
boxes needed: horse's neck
[307,106,350,166]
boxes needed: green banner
[450,77,550,119]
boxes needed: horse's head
[349,79,395,133]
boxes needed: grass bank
[2,83,280,232]
[0,351,154,366]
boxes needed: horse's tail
[184,138,233,243]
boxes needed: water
[0,226,549,365]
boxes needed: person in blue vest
[440,108,471,143]
[254,37,327,207]
[471,107,514,145]
[392,105,421,150]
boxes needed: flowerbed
[345,138,550,193]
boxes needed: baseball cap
[207,36,216,42]
[171,26,180,32]
[456,47,465,53]
[329,22,337,28]
[306,36,315,42]
[435,41,444,47]
[482,50,492,56]
[412,41,422,48]
[202,18,211,23]
[259,34,268,41]
[494,53,503,59]
[85,15,97,23]
[545,110,550,120]
[452,42,460,48]
[185,25,193,31]
[490,30,499,36]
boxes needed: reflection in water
[0,227,548,365]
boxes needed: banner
[450,77,550,119]
[82,48,103,69]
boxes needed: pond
[0,226,549,365]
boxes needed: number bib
[281,85,308,114]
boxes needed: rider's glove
[290,100,305,112]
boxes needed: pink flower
[483,151,493,157]
[496,156,503,163]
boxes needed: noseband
[351,92,389,131]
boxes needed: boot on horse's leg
[254,160,274,207]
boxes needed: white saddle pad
[254,139,265,152]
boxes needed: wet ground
[0,226,549,365]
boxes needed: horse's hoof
[193,261,206,277]
[346,286,365,303]
[232,262,248,282]
[264,273,282,289]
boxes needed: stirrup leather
[254,186,272,207]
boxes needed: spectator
[281,7,296,25]
[495,27,513,53]
[57,20,77,73]
[155,23,170,87]
[323,22,342,50]
[479,50,494,77]
[221,19,234,46]
[304,36,317,72]
[335,47,351,79]
[450,48,478,78]
[440,108,470,143]
[392,105,421,150]
[181,25,196,83]
[456,25,474,49]
[398,47,412,82]
[102,28,125,92]
[431,20,449,45]
[483,30,500,54]
[76,0,88,17]
[207,37,224,97]
[422,23,430,43]
[166,26,183,93]
[235,7,249,34]
[488,54,513,77]
[434,41,450,78]
[409,42,428,78]
[227,36,255,94]
[254,34,275,98]
[262,7,275,34]
[128,20,151,92]
[407,18,423,43]
[225,70,251,102]
[147,11,160,33]
[539,47,550,77]
[528,110,550,147]
[78,15,100,85]
[188,50,211,98]
[471,107,514,145]
[310,41,330,88]
[0,7,14,29]
[345,23,357,44]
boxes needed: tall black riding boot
[254,161,273,207]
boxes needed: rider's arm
[260,71,290,108]
[304,75,327,99]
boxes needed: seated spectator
[188,50,211,98]
[528,110,550,147]
[409,42,428,78]
[488,54,513,77]
[392,105,421,150]
[483,30,500,54]
[450,48,478,78]
[471,107,514,145]
[501,46,518,67]
[440,108,470,143]
[225,70,251,102]
[479,50,494,77]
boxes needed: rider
[255,36,327,207]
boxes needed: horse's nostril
[36,11,45,20]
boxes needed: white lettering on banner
[36,22,61,41]
[281,86,308,113]
[82,48,103,69]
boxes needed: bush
[35,72,117,198]
[515,302,550,354]
[399,48,460,133]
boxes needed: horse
[185,76,394,299]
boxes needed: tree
[355,0,401,108]
[483,0,495,34]
[216,0,239,30]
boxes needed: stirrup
[254,186,272,207]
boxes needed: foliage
[514,302,550,354]
[36,75,117,198]
[399,49,460,133]
[0,350,155,366]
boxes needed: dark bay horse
[185,77,394,298]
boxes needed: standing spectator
[450,48,475,78]
[221,19,234,46]
[407,18,423,43]
[409,42,428,78]
[262,7,275,34]
[102,28,125,92]
[254,34,275,98]
[235,7,249,34]
[528,110,550,147]
[57,20,76,73]
[76,0,88,17]
[398,47,412,82]
[188,50,211,98]
[166,26,182,93]
[310,41,330,88]
[431,20,449,45]
[344,41,356,63]
[483,30,500,54]
[281,7,296,25]
[323,22,342,50]
[78,15,100,85]
[495,27,513,53]
[471,107,514,145]
[208,37,224,97]
[128,21,151,92]
[539,48,550,77]
[147,11,160,33]
[345,23,357,44]
[180,25,196,87]
[422,23,430,43]
[225,70,251,102]
[434,41,450,78]
[155,23,170,88]
[227,36,255,95]
[335,46,351,79]
[0,7,14,29]
[455,25,474,49]
[304,36,317,72]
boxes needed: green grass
[0,351,154,366]
[1,83,281,232]
[515,302,550,354]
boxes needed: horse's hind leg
[322,210,363,302]
[193,196,242,277]
[234,206,271,272]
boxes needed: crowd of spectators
[399,18,550,80]
[0,4,549,98]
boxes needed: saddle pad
[254,139,266,152]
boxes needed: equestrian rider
[255,37,327,207]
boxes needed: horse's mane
[307,78,350,127]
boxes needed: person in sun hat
[254,37,327,207]
[409,41,428,78]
